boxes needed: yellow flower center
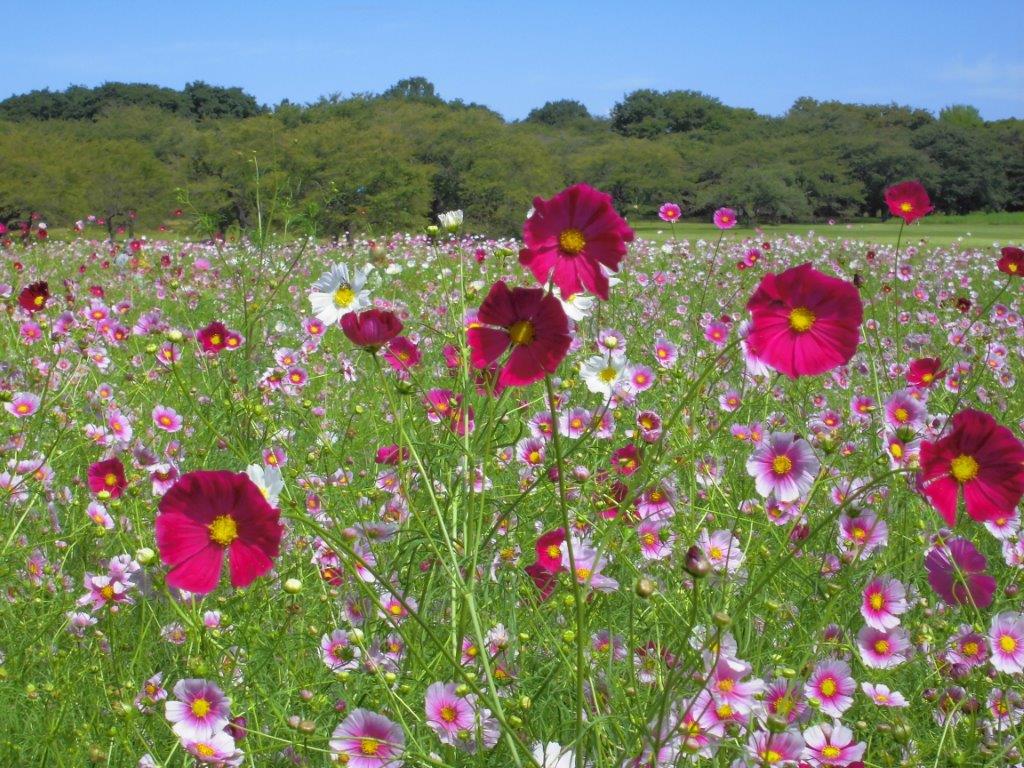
[191,697,211,718]
[950,454,979,483]
[774,695,792,715]
[104,473,118,487]
[558,228,586,255]
[359,738,381,755]
[195,743,216,757]
[15,404,29,414]
[788,307,815,333]
[598,367,618,383]
[333,285,355,308]
[870,593,884,610]
[575,567,592,581]
[900,201,913,213]
[962,641,979,656]
[209,334,222,346]
[761,750,782,764]
[1010,263,1019,273]
[718,678,734,693]
[772,455,793,475]
[1000,634,1017,653]
[208,515,238,546]
[894,407,908,422]
[874,639,890,654]
[890,443,903,459]
[822,745,841,759]
[820,678,837,697]
[33,295,44,306]
[508,320,534,345]
[922,372,934,383]
[546,545,561,560]
[710,546,722,560]
[100,585,115,600]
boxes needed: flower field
[1,183,1023,768]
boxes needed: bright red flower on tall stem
[919,409,1024,525]
[467,281,571,387]
[997,246,1024,276]
[197,321,231,354]
[519,183,634,301]
[156,470,283,593]
[884,180,933,224]
[745,262,864,379]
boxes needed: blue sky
[6,0,1023,120]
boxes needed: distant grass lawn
[630,211,1024,249]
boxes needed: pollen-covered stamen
[208,515,238,546]
[558,228,586,255]
[508,320,535,345]
[359,737,381,755]
[900,201,913,213]
[772,455,793,475]
[333,284,355,308]
[788,307,815,332]
[191,697,211,717]
[950,454,979,483]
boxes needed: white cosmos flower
[581,354,628,397]
[437,209,463,231]
[246,464,284,506]
[531,743,581,768]
[308,263,370,324]
[552,288,596,322]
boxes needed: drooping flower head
[925,537,996,608]
[330,708,405,768]
[155,470,283,594]
[884,180,933,224]
[466,281,571,388]
[519,183,634,301]
[745,263,863,379]
[919,409,1024,525]
[341,309,403,351]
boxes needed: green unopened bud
[383,672,397,683]
[518,695,531,710]
[166,329,183,342]
[635,578,656,598]
[135,547,155,565]
[283,578,302,594]
[562,630,575,644]
[713,611,732,629]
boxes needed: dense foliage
[1,79,1021,233]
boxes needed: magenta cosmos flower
[424,682,476,746]
[989,612,1024,674]
[857,626,912,669]
[745,263,863,379]
[802,722,865,766]
[925,538,996,608]
[861,575,908,630]
[746,729,803,766]
[88,457,127,498]
[341,309,403,351]
[806,659,856,717]
[884,180,933,224]
[519,183,634,301]
[745,432,820,502]
[713,207,738,230]
[165,679,231,740]
[919,409,1024,525]
[330,708,405,768]
[467,281,571,387]
[658,202,682,222]
[152,405,182,433]
[155,470,283,594]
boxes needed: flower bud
[683,546,711,578]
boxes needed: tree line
[1,78,1020,236]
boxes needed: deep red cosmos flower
[467,281,571,388]
[924,538,996,608]
[884,180,933,224]
[340,309,403,351]
[907,357,946,388]
[18,281,49,314]
[519,183,634,301]
[745,263,864,379]
[998,246,1023,277]
[197,321,231,354]
[155,470,283,594]
[919,409,1024,525]
[88,457,127,498]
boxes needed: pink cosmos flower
[884,389,925,431]
[861,576,908,630]
[698,529,745,573]
[658,202,682,222]
[856,626,912,669]
[330,708,405,768]
[5,392,39,418]
[637,519,674,560]
[165,679,231,740]
[709,657,764,714]
[860,681,908,708]
[713,207,738,230]
[746,729,803,765]
[321,629,360,672]
[806,659,856,717]
[838,512,888,559]
[746,432,820,502]
[989,612,1024,674]
[924,537,996,608]
[802,722,865,767]
[182,731,243,766]
[383,336,421,376]
[424,682,475,745]
[761,679,808,727]
[152,405,182,433]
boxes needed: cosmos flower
[861,576,908,630]
[155,470,283,594]
[87,457,127,498]
[907,356,946,388]
[989,612,1024,674]
[857,626,912,668]
[801,722,865,766]
[713,207,738,230]
[580,354,628,397]
[165,679,231,740]
[321,629,360,672]
[309,263,371,325]
[424,682,475,746]
[884,180,933,223]
[806,659,856,717]
[466,281,571,388]
[197,321,241,354]
[181,731,243,766]
[152,405,183,433]
[997,246,1024,276]
[861,682,908,708]
[746,729,803,766]
[17,281,49,313]
[925,537,996,608]
[745,432,820,502]
[519,183,634,301]
[330,709,405,768]
[341,309,403,351]
[745,263,863,379]
[5,392,40,418]
[919,409,1024,525]
[658,202,682,222]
